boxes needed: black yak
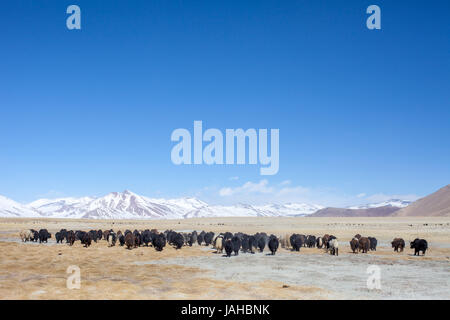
[89,230,98,243]
[223,232,233,241]
[142,230,152,246]
[268,235,279,255]
[257,236,265,252]
[248,235,256,253]
[224,239,233,257]
[410,238,428,256]
[368,237,378,251]
[197,233,204,246]
[81,232,92,248]
[231,236,242,256]
[153,233,166,251]
[173,233,185,249]
[306,235,316,248]
[118,234,125,246]
[241,234,250,253]
[38,229,51,243]
[204,232,215,246]
[290,234,303,251]
[188,232,197,246]
[55,232,64,244]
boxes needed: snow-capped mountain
[28,196,96,217]
[348,199,412,210]
[183,202,323,219]
[0,191,415,220]
[148,197,209,216]
[0,195,41,218]
[27,191,190,219]
[0,190,324,219]
[255,203,324,216]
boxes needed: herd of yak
[18,228,429,256]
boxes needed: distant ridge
[311,184,450,217]
[310,205,401,217]
[393,184,450,217]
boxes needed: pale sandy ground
[0,217,449,300]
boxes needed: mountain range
[0,190,324,219]
[310,185,449,217]
[1,185,448,219]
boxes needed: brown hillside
[393,185,450,217]
[310,205,400,217]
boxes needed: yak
[188,232,197,246]
[256,236,266,253]
[350,238,359,253]
[240,234,250,253]
[173,233,185,249]
[204,232,215,246]
[411,238,428,256]
[248,235,256,253]
[38,229,51,243]
[125,233,135,250]
[316,237,323,249]
[328,238,339,256]
[142,230,152,246]
[107,232,117,247]
[214,235,224,253]
[118,234,125,246]
[197,233,204,246]
[81,232,92,248]
[290,234,303,252]
[368,237,378,251]
[55,232,64,244]
[359,237,370,253]
[306,235,316,248]
[153,233,166,251]
[67,231,76,246]
[268,235,279,255]
[224,239,233,257]
[391,238,405,252]
[231,236,242,256]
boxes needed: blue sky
[0,0,449,206]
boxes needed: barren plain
[0,216,449,300]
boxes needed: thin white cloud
[357,193,366,198]
[279,180,291,186]
[219,179,274,197]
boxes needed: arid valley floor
[0,217,449,300]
